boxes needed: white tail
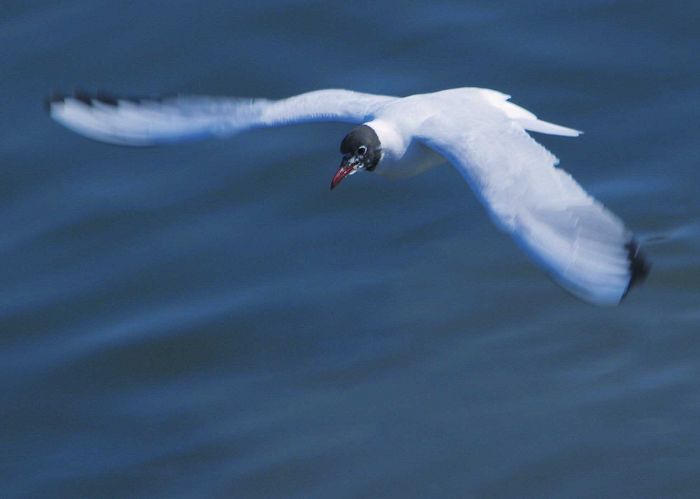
[479,88,582,137]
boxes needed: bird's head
[330,125,382,189]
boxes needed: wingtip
[44,91,65,114]
[621,240,651,301]
[45,89,131,114]
[73,88,94,107]
[44,89,98,114]
[95,90,119,106]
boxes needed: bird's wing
[417,107,649,305]
[46,89,395,146]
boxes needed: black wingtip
[44,91,65,113]
[73,88,93,107]
[44,89,97,113]
[95,91,119,107]
[622,240,651,300]
[44,89,172,112]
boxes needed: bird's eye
[357,146,367,156]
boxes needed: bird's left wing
[417,111,649,305]
[46,89,394,146]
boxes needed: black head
[331,125,382,189]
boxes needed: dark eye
[357,146,367,156]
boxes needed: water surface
[2,1,699,497]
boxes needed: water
[2,1,699,497]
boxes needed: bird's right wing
[46,89,395,146]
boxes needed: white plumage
[46,87,649,305]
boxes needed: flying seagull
[46,87,649,305]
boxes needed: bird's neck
[365,120,406,160]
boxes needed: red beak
[330,161,354,190]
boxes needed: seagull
[46,87,649,305]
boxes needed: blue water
[2,1,700,497]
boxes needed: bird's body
[367,88,579,178]
[47,86,649,305]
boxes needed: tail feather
[519,118,582,137]
[479,88,582,137]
